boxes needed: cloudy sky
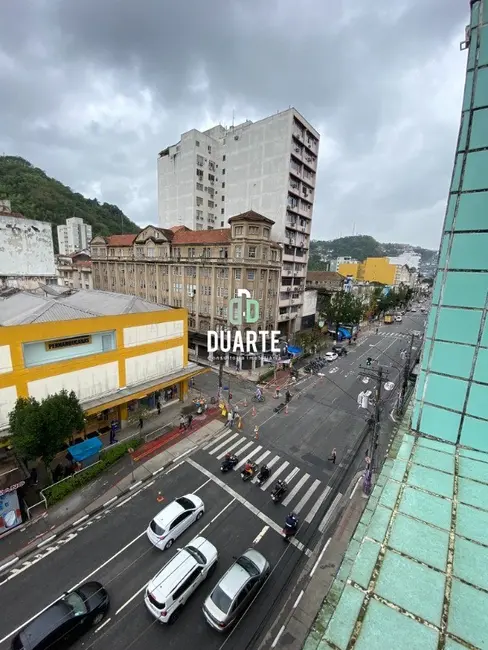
[0,0,468,249]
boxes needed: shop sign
[45,335,92,351]
[0,481,25,496]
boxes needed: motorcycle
[282,514,298,541]
[256,467,270,486]
[241,462,258,481]
[220,454,238,473]
[271,480,288,503]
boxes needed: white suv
[145,536,218,624]
[147,494,205,550]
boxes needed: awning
[68,438,103,462]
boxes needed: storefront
[0,462,27,533]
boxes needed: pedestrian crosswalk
[202,429,331,525]
[376,331,411,339]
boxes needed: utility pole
[359,362,387,495]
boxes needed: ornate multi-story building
[91,211,297,366]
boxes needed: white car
[325,352,338,362]
[395,315,402,322]
[145,536,217,624]
[147,494,205,550]
[411,308,417,312]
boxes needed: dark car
[331,345,347,356]
[11,581,109,650]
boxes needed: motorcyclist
[244,460,255,475]
[274,479,286,495]
[285,512,298,533]
[259,465,270,480]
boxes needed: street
[0,313,425,650]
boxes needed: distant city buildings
[157,107,319,336]
[0,199,57,290]
[337,256,416,287]
[56,250,93,290]
[57,217,93,255]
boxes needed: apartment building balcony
[289,179,301,197]
[303,152,317,171]
[278,311,290,322]
[302,171,316,188]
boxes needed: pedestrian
[227,410,233,428]
[157,400,161,415]
[139,416,143,431]
[30,467,38,485]
[179,415,186,430]
[329,448,337,464]
[285,389,291,404]
[188,413,193,429]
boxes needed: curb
[0,445,196,577]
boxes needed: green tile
[390,459,407,481]
[353,522,367,541]
[448,578,488,649]
[375,551,445,625]
[354,599,439,650]
[371,485,383,500]
[379,480,401,509]
[463,151,488,190]
[398,486,452,530]
[349,539,381,589]
[408,464,454,498]
[367,495,379,511]
[359,508,373,527]
[457,502,488,545]
[397,436,414,460]
[418,404,460,444]
[413,446,455,474]
[367,505,393,542]
[445,639,469,650]
[336,558,354,585]
[459,447,488,463]
[458,476,488,510]
[460,415,488,453]
[458,456,488,483]
[417,437,455,454]
[324,584,364,650]
[389,514,449,571]
[453,536,488,591]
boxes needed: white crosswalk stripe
[203,428,231,450]
[282,474,310,507]
[234,445,263,470]
[293,478,321,514]
[304,486,331,523]
[208,432,239,455]
[261,461,289,491]
[232,440,256,459]
[216,437,245,460]
[283,467,300,485]
[254,450,271,465]
[265,455,281,472]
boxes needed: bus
[384,313,393,324]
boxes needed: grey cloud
[0,0,469,249]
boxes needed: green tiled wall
[413,2,488,451]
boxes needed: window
[196,209,203,219]
[221,208,224,215]
[208,200,215,208]
[196,168,203,178]
[221,220,224,227]
[235,246,242,258]
[249,226,259,235]
[222,168,225,175]
[259,289,264,300]
[234,268,241,280]
[247,270,255,281]
[222,195,225,201]
[248,246,256,258]
[208,173,215,182]
[223,154,226,161]
[222,182,225,188]
[208,145,212,154]
[196,140,200,147]
[263,228,270,239]
[234,226,243,236]
[188,248,196,257]
[272,249,278,261]
[197,154,204,166]
[196,196,203,206]
[196,182,203,191]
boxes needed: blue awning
[287,345,302,355]
[68,437,103,462]
[338,327,352,339]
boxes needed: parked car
[147,494,205,550]
[203,549,270,631]
[395,315,402,322]
[331,345,347,356]
[11,582,109,650]
[144,536,217,624]
[325,352,338,362]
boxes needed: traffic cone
[254,425,259,439]
[285,403,288,415]
[156,492,164,503]
[237,417,243,430]
[252,406,256,417]
[243,398,248,407]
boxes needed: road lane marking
[0,558,19,573]
[95,617,112,632]
[0,530,147,644]
[116,496,132,508]
[234,440,263,472]
[72,514,89,526]
[261,461,289,491]
[208,432,239,454]
[172,446,197,463]
[216,437,245,459]
[293,479,321,513]
[194,478,212,493]
[319,493,342,533]
[211,498,236,523]
[103,497,118,508]
[203,428,231,450]
[304,486,331,523]
[115,583,148,616]
[282,474,310,507]
[350,476,362,499]
[129,480,142,491]
[186,458,311,556]
[252,525,269,545]
[37,534,56,548]
[164,460,184,475]
[293,589,304,609]
[310,538,331,577]
[271,625,286,648]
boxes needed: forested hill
[0,156,140,249]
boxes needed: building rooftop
[172,228,231,245]
[306,271,345,282]
[106,234,137,247]
[0,289,172,326]
[227,210,275,226]
[305,400,488,650]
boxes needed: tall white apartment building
[157,108,320,335]
[57,217,93,255]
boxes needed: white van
[144,536,218,624]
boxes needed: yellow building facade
[338,257,396,285]
[337,262,359,279]
[0,290,207,439]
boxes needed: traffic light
[366,357,372,366]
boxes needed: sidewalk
[0,417,229,567]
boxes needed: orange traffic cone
[156,492,164,503]
[237,417,243,430]
[243,398,248,407]
[254,425,259,439]
[252,406,256,417]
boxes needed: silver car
[202,549,270,631]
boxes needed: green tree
[320,291,364,334]
[9,390,85,474]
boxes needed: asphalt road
[0,312,426,650]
